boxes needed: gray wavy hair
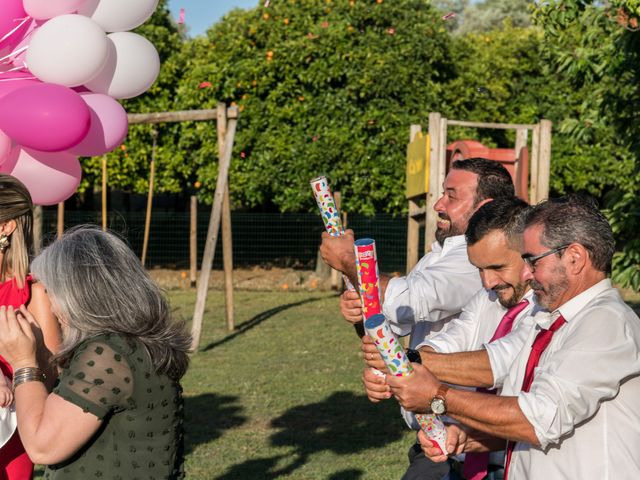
[31,226,191,379]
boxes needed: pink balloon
[0,130,11,165]
[70,92,128,157]
[0,83,91,152]
[0,147,81,205]
[0,0,29,55]
[23,0,86,20]
[0,72,40,100]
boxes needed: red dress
[0,276,34,480]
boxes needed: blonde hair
[0,175,33,288]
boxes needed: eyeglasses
[521,245,570,272]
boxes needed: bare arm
[419,349,495,388]
[0,306,102,464]
[386,363,539,446]
[27,282,62,389]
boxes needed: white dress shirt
[490,279,640,479]
[419,288,537,354]
[418,288,537,466]
[383,235,482,349]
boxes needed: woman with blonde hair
[0,174,60,479]
[0,226,191,479]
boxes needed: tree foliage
[532,0,640,289]
[172,0,458,215]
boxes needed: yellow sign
[405,132,430,198]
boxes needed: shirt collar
[532,278,612,329]
[430,234,467,254]
[556,278,612,323]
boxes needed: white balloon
[23,0,86,20]
[26,15,108,87]
[78,0,159,33]
[85,32,160,100]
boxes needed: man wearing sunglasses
[384,195,640,479]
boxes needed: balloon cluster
[0,0,160,205]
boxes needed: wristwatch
[405,348,422,364]
[430,384,450,415]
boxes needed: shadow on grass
[184,393,247,456]
[201,294,335,352]
[215,391,407,479]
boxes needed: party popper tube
[310,175,355,292]
[310,176,344,237]
[364,313,448,454]
[354,238,382,319]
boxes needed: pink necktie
[503,314,566,480]
[462,299,530,480]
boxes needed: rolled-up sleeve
[383,247,481,337]
[517,310,640,449]
[419,290,486,353]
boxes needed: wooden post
[425,112,441,252]
[330,191,343,290]
[101,156,108,231]
[189,195,197,288]
[217,103,235,332]
[537,120,552,203]
[141,129,158,267]
[57,202,64,239]
[33,205,42,254]
[515,127,528,192]
[191,106,238,351]
[406,124,422,273]
[530,124,540,203]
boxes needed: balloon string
[0,45,29,65]
[0,16,31,45]
[0,69,33,81]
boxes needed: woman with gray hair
[0,226,191,479]
[0,174,60,480]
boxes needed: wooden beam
[217,103,235,333]
[101,156,108,231]
[530,124,541,203]
[33,206,42,255]
[191,106,239,351]
[190,195,197,288]
[537,120,553,203]
[406,124,422,273]
[57,202,64,239]
[141,130,158,267]
[127,108,238,125]
[446,119,537,130]
[425,113,441,253]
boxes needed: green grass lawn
[33,284,639,478]
[173,288,415,479]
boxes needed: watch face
[431,397,446,415]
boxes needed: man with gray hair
[386,195,640,479]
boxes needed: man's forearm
[462,427,507,453]
[446,389,539,446]
[419,349,494,388]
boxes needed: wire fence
[40,209,420,274]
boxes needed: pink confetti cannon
[354,238,382,319]
[310,176,355,291]
[364,313,448,454]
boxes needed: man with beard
[363,196,537,480]
[385,195,640,480]
[321,158,515,480]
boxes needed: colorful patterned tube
[364,313,448,454]
[310,176,344,237]
[354,238,382,319]
[310,175,354,291]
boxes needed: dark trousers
[401,442,451,480]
